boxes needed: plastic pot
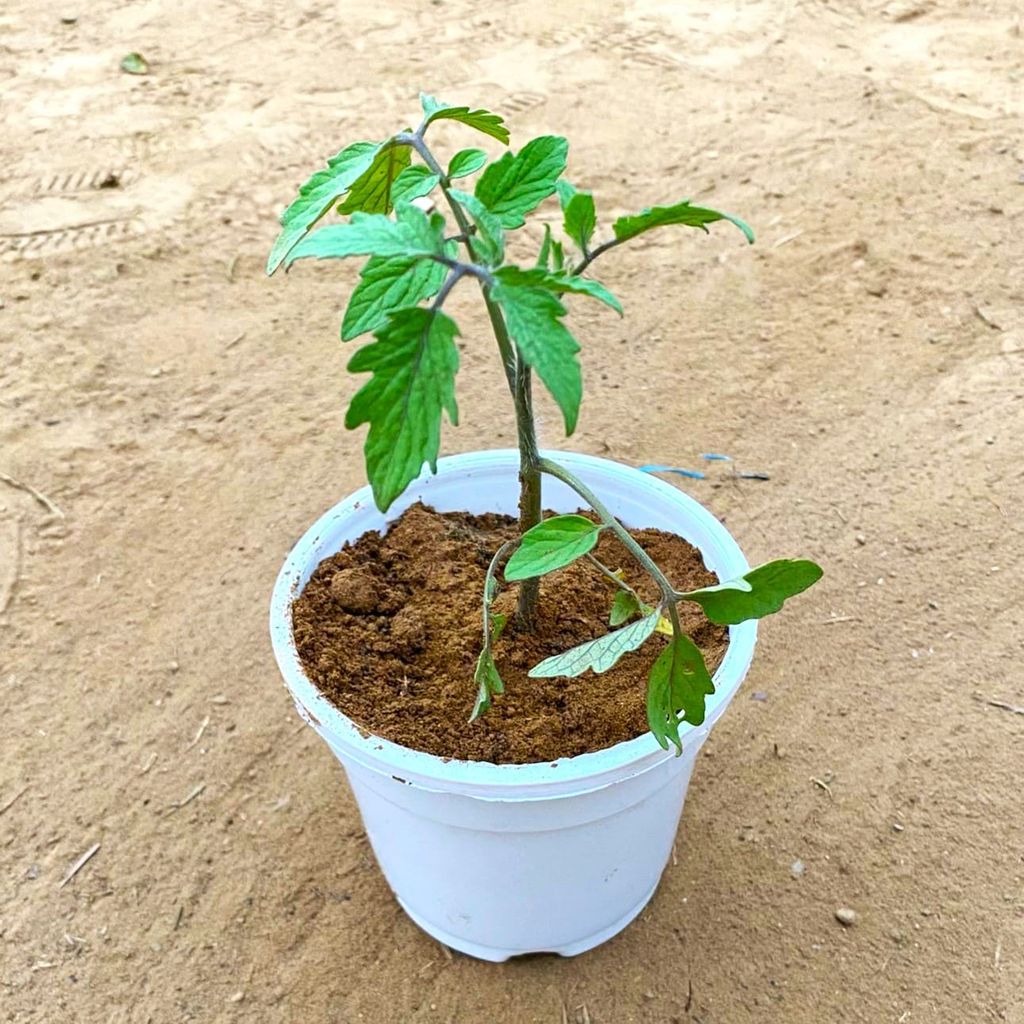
[270,450,757,961]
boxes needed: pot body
[270,450,756,961]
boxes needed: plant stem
[513,360,542,626]
[537,456,678,606]
[570,237,624,277]
[585,553,645,603]
[401,131,519,393]
[403,129,546,628]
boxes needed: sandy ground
[2,0,1023,1021]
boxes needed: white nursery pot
[270,450,757,961]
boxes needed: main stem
[405,129,545,627]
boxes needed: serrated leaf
[491,282,581,434]
[613,200,754,245]
[680,559,823,625]
[420,93,510,144]
[610,590,642,626]
[284,203,446,267]
[529,611,660,678]
[344,308,460,512]
[449,189,505,265]
[494,266,622,315]
[267,140,380,274]
[556,180,596,252]
[338,141,412,215]
[390,165,441,205]
[341,254,448,341]
[474,136,568,228]
[448,148,488,180]
[504,514,602,581]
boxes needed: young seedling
[268,93,823,753]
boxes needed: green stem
[406,130,544,628]
[537,457,678,606]
[403,131,518,394]
[481,539,516,641]
[513,360,542,627]
[570,237,624,277]
[585,553,645,603]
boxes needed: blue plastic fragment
[700,453,732,462]
[638,464,706,480]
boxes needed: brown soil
[293,503,727,763]
[3,2,1023,1022]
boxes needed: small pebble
[855,533,867,545]
[751,691,768,702]
[835,907,858,927]
[892,822,905,832]
[790,859,806,879]
[228,991,244,1003]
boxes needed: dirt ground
[2,0,1023,1021]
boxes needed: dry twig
[58,842,101,889]
[0,471,64,518]
[186,716,210,750]
[973,694,1024,716]
[0,785,28,818]
[0,520,20,614]
[973,304,1004,331]
[773,230,804,248]
[810,776,834,799]
[169,782,206,812]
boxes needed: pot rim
[269,449,757,792]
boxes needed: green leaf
[550,237,565,272]
[609,590,642,626]
[474,136,568,228]
[471,548,511,722]
[341,254,448,341]
[529,611,660,678]
[504,514,601,581]
[646,633,715,751]
[345,308,460,512]
[681,559,823,625]
[120,52,149,75]
[338,141,412,215]
[556,180,596,252]
[390,165,440,206]
[613,200,754,245]
[420,93,510,144]
[267,140,380,274]
[448,148,488,180]
[491,282,581,434]
[284,203,446,267]
[494,266,622,315]
[471,648,504,721]
[449,189,505,265]
[537,224,554,269]
[669,633,715,725]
